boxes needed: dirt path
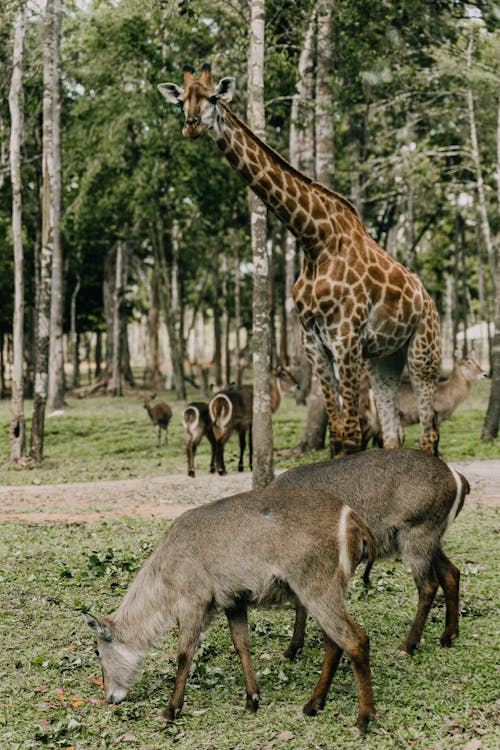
[0,458,498,524]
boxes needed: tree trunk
[467,33,496,299]
[147,262,161,389]
[481,84,500,441]
[153,210,185,399]
[9,1,27,461]
[30,0,57,461]
[103,248,114,378]
[482,264,500,442]
[109,242,123,396]
[47,0,64,411]
[70,275,80,389]
[248,0,273,488]
[301,0,335,452]
[285,11,315,372]
[234,233,242,386]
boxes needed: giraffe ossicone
[158,64,441,457]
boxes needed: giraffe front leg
[333,339,364,456]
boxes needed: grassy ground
[0,506,498,749]
[0,379,497,487]
[0,379,498,748]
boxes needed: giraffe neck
[211,103,359,254]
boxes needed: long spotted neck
[211,102,354,255]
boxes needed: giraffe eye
[94,648,100,658]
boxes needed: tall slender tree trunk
[482,85,500,442]
[30,0,58,461]
[467,33,496,299]
[212,244,222,386]
[301,0,335,452]
[152,209,185,399]
[148,263,161,389]
[110,242,123,396]
[285,11,315,373]
[9,1,27,461]
[47,0,64,410]
[234,233,242,387]
[248,0,273,488]
[70,275,80,389]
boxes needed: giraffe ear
[158,83,184,105]
[214,77,235,102]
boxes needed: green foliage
[0,506,498,748]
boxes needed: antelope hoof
[396,644,414,657]
[439,631,457,648]
[218,469,227,476]
[351,710,376,734]
[282,643,303,661]
[303,697,324,716]
[162,704,180,723]
[245,692,260,713]
[188,470,195,478]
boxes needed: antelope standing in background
[182,401,217,477]
[209,367,299,475]
[360,350,486,448]
[85,488,376,733]
[143,393,172,447]
[270,449,469,659]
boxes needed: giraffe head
[158,63,235,139]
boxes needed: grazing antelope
[360,351,486,448]
[85,488,376,733]
[209,367,299,475]
[182,402,217,477]
[270,448,469,659]
[143,393,172,447]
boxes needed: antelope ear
[158,83,184,105]
[83,613,113,641]
[214,77,235,102]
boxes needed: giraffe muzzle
[183,117,203,139]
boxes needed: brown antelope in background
[182,402,217,477]
[209,367,299,475]
[85,488,376,733]
[143,393,173,447]
[270,449,469,659]
[360,350,486,449]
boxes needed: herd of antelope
[86,351,484,735]
[143,366,300,477]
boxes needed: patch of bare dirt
[0,458,498,525]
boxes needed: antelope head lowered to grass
[85,487,376,733]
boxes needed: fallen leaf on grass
[277,731,295,741]
[115,732,138,743]
[463,741,482,750]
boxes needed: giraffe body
[159,65,441,456]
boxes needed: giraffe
[158,64,441,457]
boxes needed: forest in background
[0,0,499,461]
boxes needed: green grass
[0,379,497,487]
[0,507,498,749]
[0,378,498,747]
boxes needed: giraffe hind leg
[365,351,405,449]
